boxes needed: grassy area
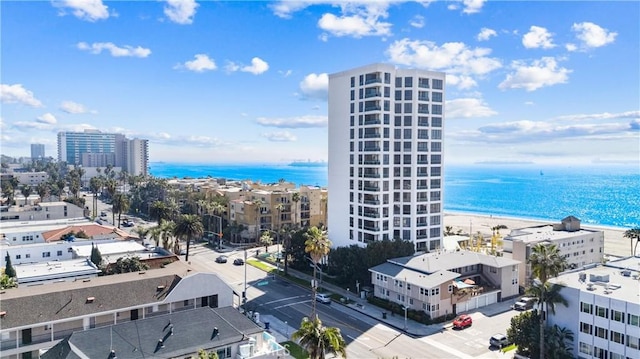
[501,344,517,353]
[281,341,308,359]
[246,259,276,273]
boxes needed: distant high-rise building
[57,130,148,176]
[30,143,45,159]
[328,64,445,252]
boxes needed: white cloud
[524,101,535,106]
[60,100,90,114]
[53,0,109,22]
[1,84,43,107]
[299,73,329,100]
[386,39,501,88]
[225,62,240,73]
[77,42,151,58]
[571,22,617,49]
[409,15,425,28]
[473,120,634,143]
[476,27,496,41]
[522,26,555,49]
[175,54,217,72]
[36,113,57,125]
[446,98,497,119]
[164,0,199,25]
[257,115,327,128]
[262,131,297,142]
[241,57,269,75]
[446,75,477,90]
[449,0,486,14]
[565,43,578,52]
[499,57,571,91]
[318,11,391,38]
[554,110,640,122]
[279,69,293,77]
[269,1,316,19]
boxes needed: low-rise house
[503,216,604,288]
[0,202,85,223]
[370,250,521,317]
[0,262,235,358]
[547,256,640,359]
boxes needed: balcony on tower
[363,128,381,138]
[363,169,381,178]
[363,194,380,205]
[364,72,382,85]
[362,180,380,192]
[364,86,382,98]
[362,154,380,165]
[364,100,381,112]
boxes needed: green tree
[35,182,50,203]
[0,269,18,289]
[90,243,103,268]
[89,176,103,218]
[623,227,640,256]
[197,349,219,359]
[4,252,16,278]
[292,316,347,359]
[108,257,149,274]
[174,214,203,261]
[20,185,32,205]
[507,310,540,358]
[149,225,163,248]
[304,226,332,318]
[260,231,273,252]
[527,243,568,359]
[546,324,574,359]
[112,193,130,228]
[291,192,300,227]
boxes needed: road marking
[420,337,473,359]
[273,300,312,309]
[263,295,309,305]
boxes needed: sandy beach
[444,212,632,258]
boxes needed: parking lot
[420,306,519,358]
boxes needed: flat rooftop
[506,225,602,243]
[15,258,99,283]
[550,256,640,303]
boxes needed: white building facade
[328,64,445,251]
[548,257,640,359]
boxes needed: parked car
[452,314,472,329]
[100,211,107,217]
[215,255,228,263]
[233,258,245,266]
[490,334,510,348]
[514,297,536,311]
[315,293,332,304]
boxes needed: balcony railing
[363,173,380,178]
[363,147,380,152]
[364,133,381,138]
[363,186,380,192]
[364,106,381,112]
[363,199,380,205]
[364,92,382,98]
[417,172,429,177]
[363,225,380,231]
[364,119,381,125]
[365,78,382,84]
[363,212,380,218]
[363,160,380,165]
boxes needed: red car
[453,314,472,329]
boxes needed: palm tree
[545,324,574,359]
[260,231,273,252]
[150,200,171,224]
[528,243,566,285]
[35,182,50,203]
[304,226,332,318]
[161,220,177,250]
[174,214,204,261]
[253,199,263,243]
[20,185,32,205]
[623,228,640,256]
[291,192,300,227]
[89,176,102,218]
[527,243,568,359]
[149,225,163,248]
[292,316,347,359]
[133,226,150,243]
[112,193,130,228]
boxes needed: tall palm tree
[149,225,163,248]
[527,243,568,359]
[623,228,640,256]
[304,226,332,318]
[89,176,102,218]
[291,192,300,227]
[174,214,204,261]
[253,199,263,243]
[20,185,32,205]
[528,243,566,285]
[150,200,171,224]
[35,182,50,203]
[292,316,347,359]
[160,220,177,250]
[112,193,130,228]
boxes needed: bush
[366,296,433,325]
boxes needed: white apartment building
[548,257,640,359]
[328,63,445,251]
[504,216,604,287]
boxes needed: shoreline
[443,211,632,258]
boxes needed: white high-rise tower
[328,64,445,252]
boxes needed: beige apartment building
[503,216,605,288]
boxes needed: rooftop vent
[157,285,165,291]
[86,297,95,303]
[586,283,596,291]
[0,311,6,317]
[621,270,631,277]
[589,273,609,283]
[579,272,587,282]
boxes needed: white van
[514,297,536,311]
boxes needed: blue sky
[1,0,638,165]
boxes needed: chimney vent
[86,297,95,303]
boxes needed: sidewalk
[251,251,518,338]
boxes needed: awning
[454,280,474,289]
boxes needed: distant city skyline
[1,1,638,165]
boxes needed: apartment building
[30,144,45,160]
[57,130,148,176]
[0,202,85,223]
[328,63,445,250]
[0,262,236,358]
[547,257,640,359]
[504,216,604,288]
[369,250,520,318]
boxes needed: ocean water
[149,163,640,229]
